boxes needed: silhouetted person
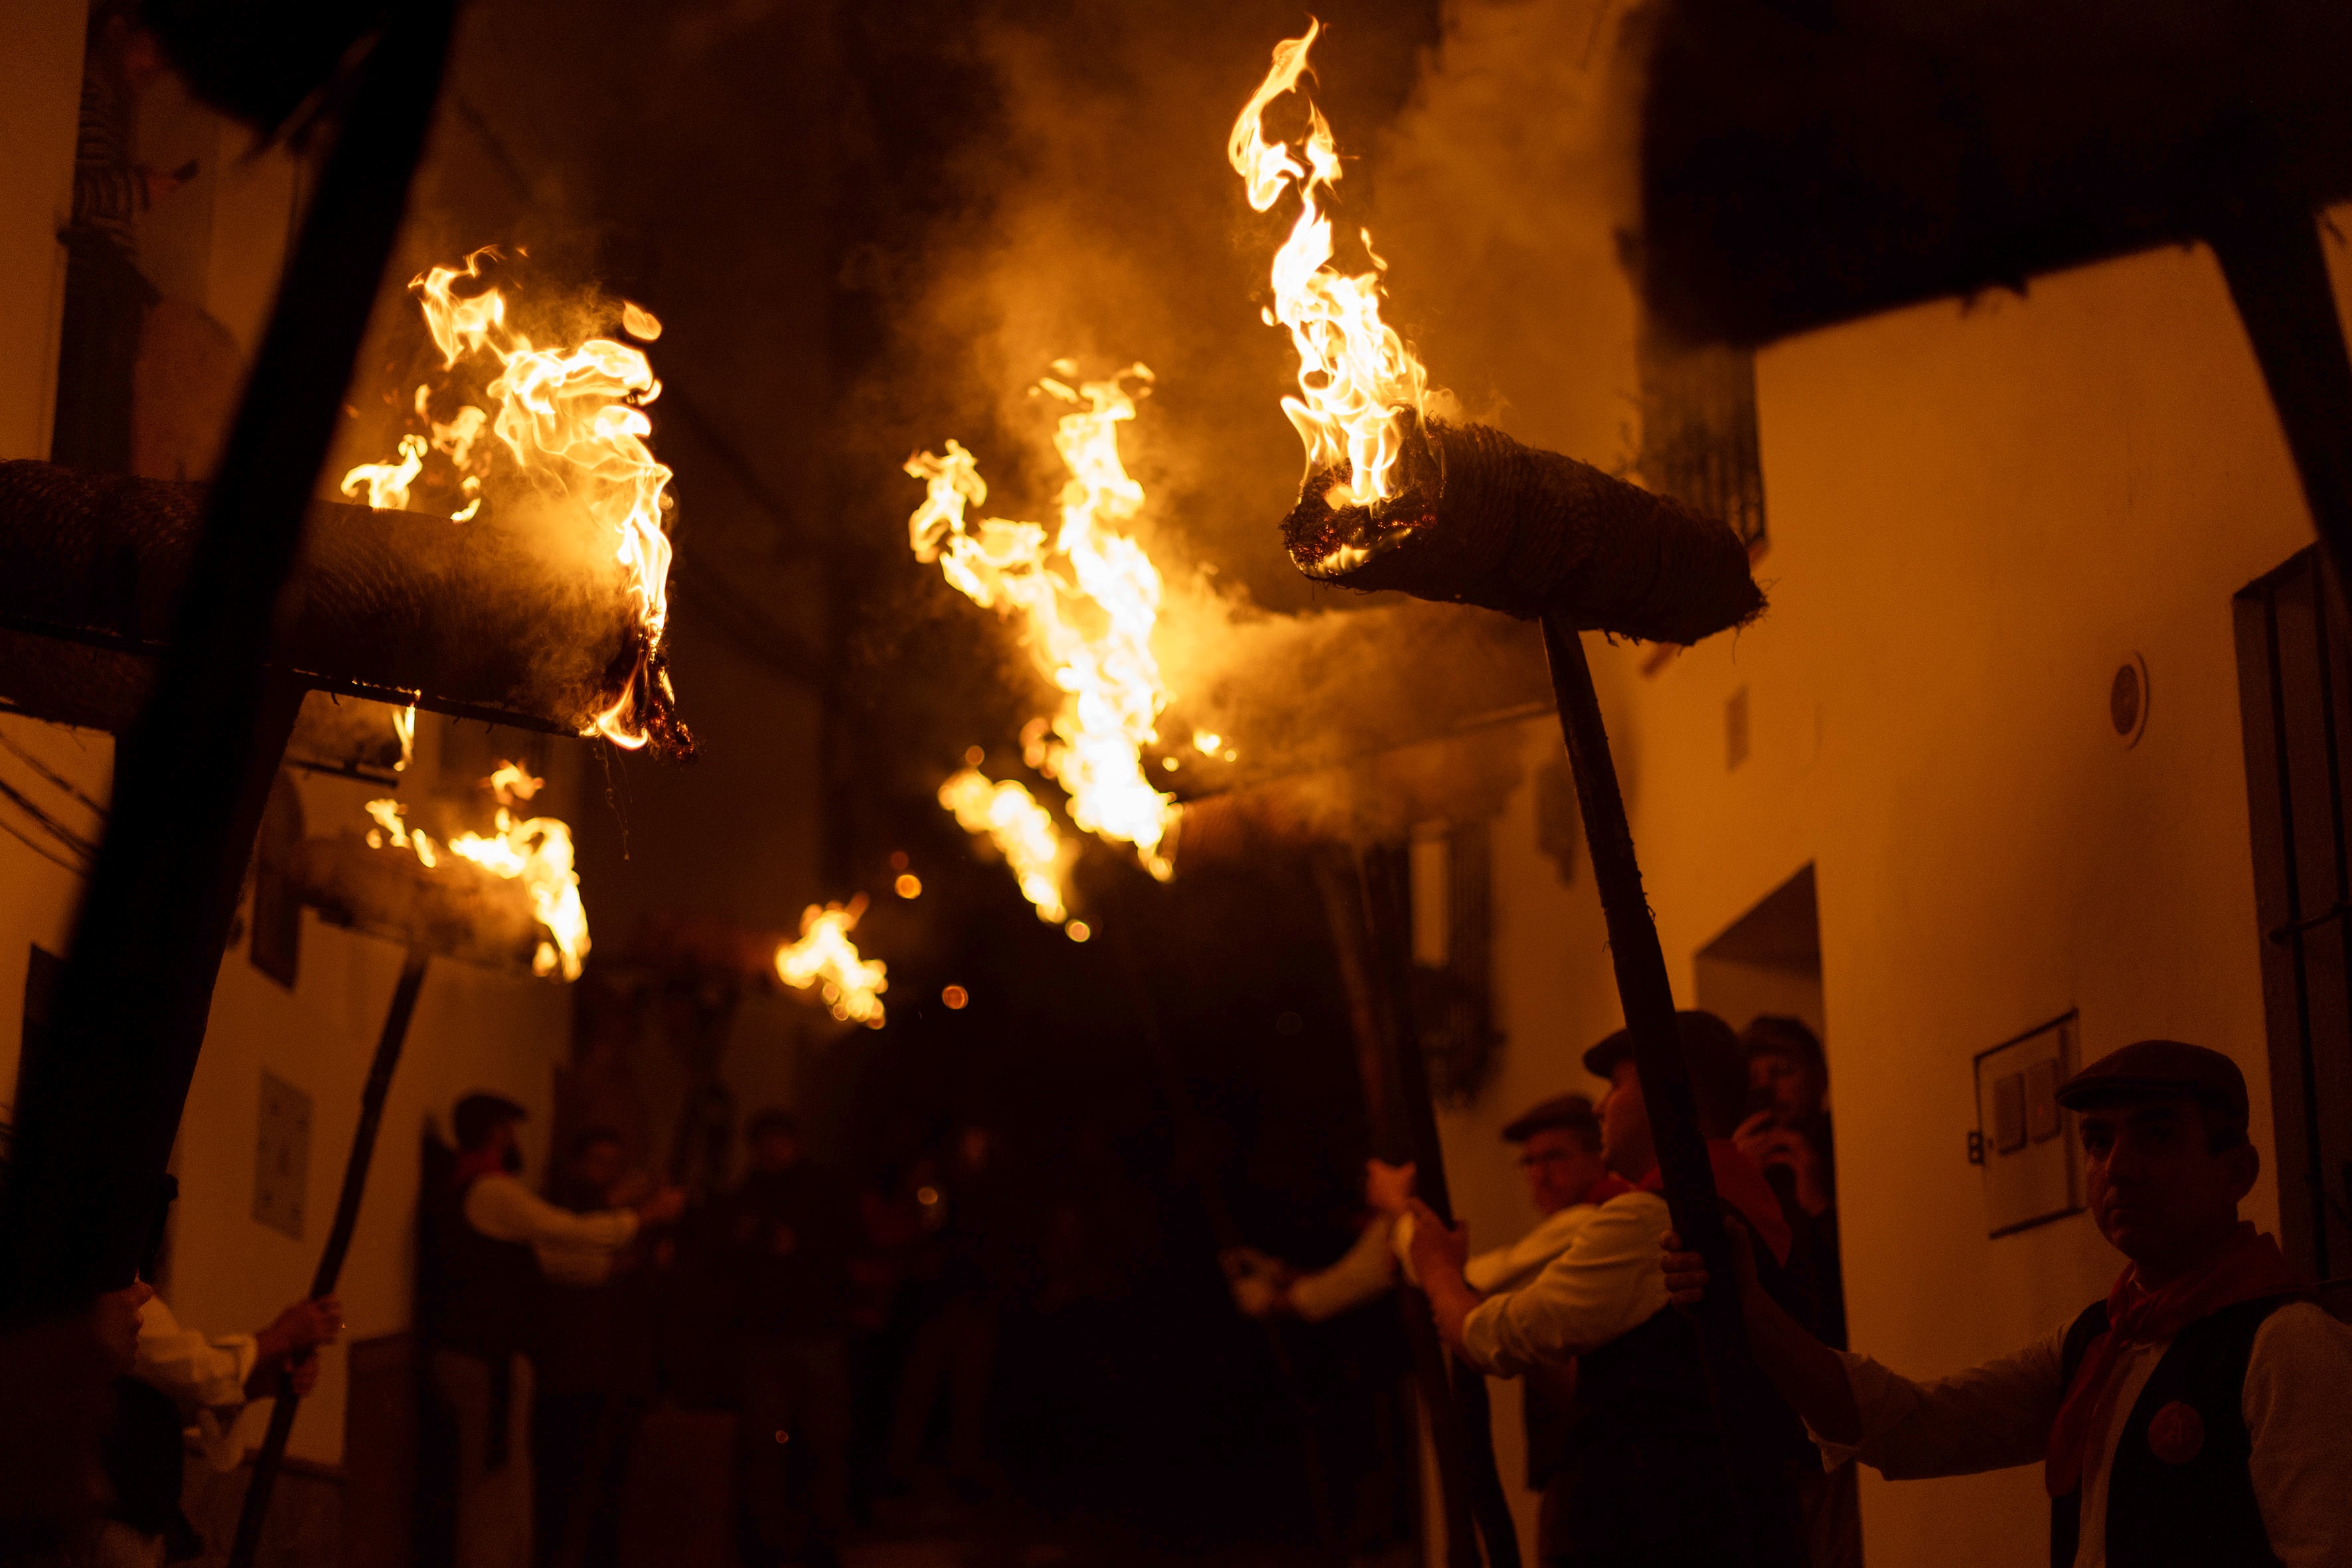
[1736,1016,1842,1347]
[725,1111,858,1568]
[1227,1093,1623,1561]
[887,1125,1010,1498]
[1670,1040,2352,1568]
[429,1094,680,1568]
[1734,1015,1855,1567]
[531,1128,661,1568]
[1409,1013,1816,1568]
[54,1,183,473]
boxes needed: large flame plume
[364,761,590,980]
[906,365,1180,923]
[341,247,676,749]
[774,897,888,1028]
[1230,20,1439,507]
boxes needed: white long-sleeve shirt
[1283,1204,1605,1324]
[461,1172,638,1287]
[133,1296,258,1470]
[1397,1202,1601,1294]
[1459,1190,1674,1377]
[1820,1301,2352,1568]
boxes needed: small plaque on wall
[1973,1014,2080,1237]
[254,1070,311,1239]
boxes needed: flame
[340,248,676,749]
[393,703,416,773]
[774,897,888,1028]
[341,435,426,512]
[937,767,1069,924]
[363,761,590,981]
[906,366,1178,913]
[1230,20,1437,506]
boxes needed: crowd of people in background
[420,1096,1071,1568]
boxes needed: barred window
[1637,335,1766,554]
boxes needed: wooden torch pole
[1537,614,1801,1567]
[1354,848,1526,1568]
[1313,852,1499,1568]
[226,948,431,1568]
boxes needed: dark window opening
[1637,332,1767,556]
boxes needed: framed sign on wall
[1971,1012,2081,1237]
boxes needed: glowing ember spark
[906,366,1178,910]
[363,761,590,980]
[1230,20,1439,507]
[341,248,676,749]
[937,768,1070,924]
[774,897,888,1028]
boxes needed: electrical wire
[0,731,108,819]
[0,771,98,865]
[0,809,88,876]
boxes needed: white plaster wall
[0,0,84,459]
[1449,226,2345,1566]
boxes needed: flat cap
[1502,1093,1599,1144]
[1582,1010,1749,1134]
[2055,1040,2248,1123]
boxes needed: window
[1637,333,1767,554]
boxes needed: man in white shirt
[1225,1094,1620,1325]
[97,1285,341,1567]
[1664,1038,2352,1568]
[428,1093,681,1568]
[1407,1012,1808,1566]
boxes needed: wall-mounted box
[1972,1014,2080,1237]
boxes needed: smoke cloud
[849,0,1650,847]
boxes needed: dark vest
[1545,1231,1817,1564]
[2050,1294,2292,1568]
[100,1376,204,1561]
[431,1173,541,1362]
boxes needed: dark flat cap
[1582,1010,1749,1136]
[455,1091,528,1150]
[2055,1040,2248,1123]
[1502,1093,1599,1144]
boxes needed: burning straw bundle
[0,460,690,755]
[1235,22,1794,1565]
[1281,411,1763,645]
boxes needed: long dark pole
[1354,848,1523,1568]
[226,948,430,1568]
[1312,854,1480,1568]
[1537,615,1800,1567]
[0,0,461,1320]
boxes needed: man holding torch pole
[1406,1013,1819,1568]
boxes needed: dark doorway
[2232,547,2352,1281]
[1695,866,1824,1042]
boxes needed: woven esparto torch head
[1279,412,1764,647]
